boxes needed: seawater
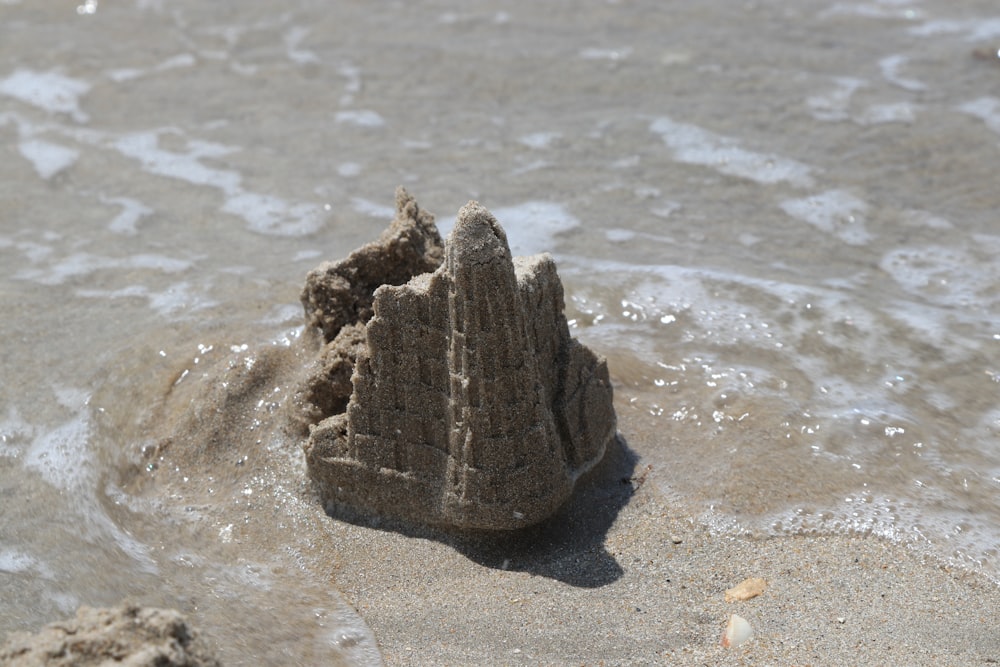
[2,1,1000,663]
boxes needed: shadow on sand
[325,434,639,589]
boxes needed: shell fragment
[721,613,754,648]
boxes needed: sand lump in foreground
[144,188,616,531]
[0,605,221,667]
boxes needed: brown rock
[300,194,616,530]
[0,605,221,667]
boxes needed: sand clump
[293,188,445,434]
[299,189,616,530]
[0,605,221,667]
[300,188,445,344]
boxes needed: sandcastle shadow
[325,434,638,589]
[449,433,639,588]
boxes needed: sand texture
[320,430,1000,665]
[300,187,445,343]
[0,605,220,667]
[304,196,615,530]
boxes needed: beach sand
[317,419,1000,666]
[91,212,1000,666]
[57,195,998,666]
[9,407,996,666]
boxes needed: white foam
[880,246,963,294]
[578,46,632,61]
[285,27,320,65]
[821,3,925,20]
[510,159,549,175]
[885,299,963,354]
[145,281,216,316]
[334,110,385,128]
[114,131,241,191]
[10,239,53,263]
[957,97,1000,136]
[806,77,866,123]
[350,196,395,219]
[651,201,681,219]
[605,229,636,243]
[14,252,191,285]
[25,413,92,492]
[856,101,917,125]
[102,195,154,235]
[0,69,91,122]
[263,303,304,324]
[18,138,79,179]
[879,55,926,92]
[0,548,49,576]
[113,129,325,236]
[54,387,88,411]
[901,210,952,230]
[611,155,640,169]
[158,53,196,71]
[76,282,217,317]
[563,258,889,360]
[806,78,915,126]
[971,233,1000,254]
[909,17,1000,41]
[106,68,144,83]
[780,190,872,245]
[222,192,325,236]
[293,248,322,262]
[489,202,580,255]
[76,285,146,301]
[880,245,999,309]
[604,228,676,245]
[107,54,196,83]
[23,405,156,572]
[649,116,814,188]
[0,406,34,458]
[518,132,561,149]
[337,162,361,177]
[337,63,361,105]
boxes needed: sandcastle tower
[300,191,615,530]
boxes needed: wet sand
[13,386,999,665]
[90,233,1000,665]
[322,425,1000,665]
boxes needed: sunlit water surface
[3,1,1000,664]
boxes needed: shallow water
[3,0,1000,663]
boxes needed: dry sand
[318,423,1000,666]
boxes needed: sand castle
[297,188,616,530]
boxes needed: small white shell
[721,614,753,648]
